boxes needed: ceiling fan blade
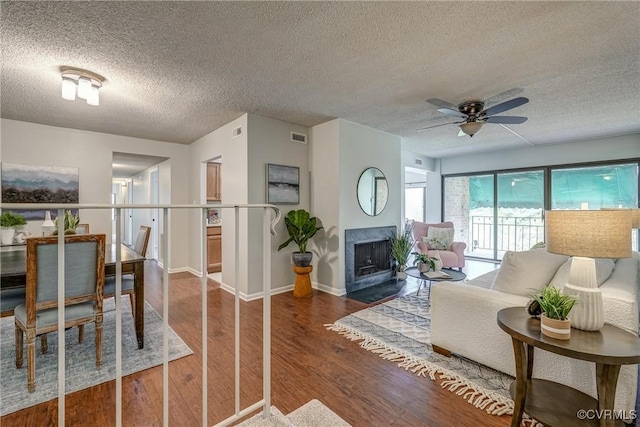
[484,88,524,107]
[416,121,461,132]
[437,107,467,118]
[482,97,529,116]
[426,98,458,110]
[485,116,528,124]
[499,124,534,146]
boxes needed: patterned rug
[326,293,541,425]
[0,297,193,416]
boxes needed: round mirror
[357,167,388,216]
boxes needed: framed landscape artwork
[1,162,79,220]
[266,163,299,204]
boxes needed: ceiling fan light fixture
[60,67,104,106]
[459,121,484,137]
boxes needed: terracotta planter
[540,313,571,340]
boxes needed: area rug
[326,293,542,426]
[0,297,193,416]
[238,399,350,426]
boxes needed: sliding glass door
[443,160,640,260]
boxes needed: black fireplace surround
[345,226,396,293]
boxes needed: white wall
[188,115,249,293]
[246,114,310,297]
[310,119,402,294]
[309,120,341,292]
[440,134,640,175]
[0,119,191,269]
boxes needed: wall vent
[232,126,242,138]
[290,132,307,144]
[414,158,423,166]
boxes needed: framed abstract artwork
[266,164,299,204]
[1,162,79,220]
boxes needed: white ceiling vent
[232,126,242,138]
[414,158,423,166]
[290,132,307,144]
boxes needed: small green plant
[391,231,414,272]
[411,251,438,270]
[277,209,323,253]
[53,210,80,234]
[0,211,26,228]
[533,285,577,320]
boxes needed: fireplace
[345,226,396,293]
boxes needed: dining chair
[14,234,106,392]
[104,225,150,317]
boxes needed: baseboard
[168,266,201,276]
[314,282,346,296]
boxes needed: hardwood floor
[2,261,513,427]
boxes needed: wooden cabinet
[207,162,221,202]
[207,226,222,273]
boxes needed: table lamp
[41,211,56,236]
[545,209,632,331]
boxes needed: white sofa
[431,251,639,418]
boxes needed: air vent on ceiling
[414,158,423,166]
[290,132,307,144]
[232,126,242,138]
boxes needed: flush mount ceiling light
[60,67,104,106]
[459,121,484,137]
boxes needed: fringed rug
[326,293,542,427]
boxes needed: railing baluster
[115,207,123,427]
[201,207,208,426]
[234,206,240,416]
[162,207,170,427]
[57,208,65,426]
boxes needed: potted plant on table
[0,211,27,245]
[277,209,323,267]
[412,252,439,273]
[533,285,578,340]
[391,231,413,280]
[52,209,80,235]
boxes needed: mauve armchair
[411,221,466,270]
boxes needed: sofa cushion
[490,249,569,297]
[549,257,615,288]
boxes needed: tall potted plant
[277,209,323,267]
[0,211,27,245]
[391,231,413,280]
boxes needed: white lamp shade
[545,210,631,258]
[61,77,77,101]
[87,84,100,106]
[77,77,91,99]
[459,122,484,136]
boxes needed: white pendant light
[61,77,77,100]
[60,67,104,106]
[87,84,100,106]
[77,77,91,99]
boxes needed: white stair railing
[0,203,280,427]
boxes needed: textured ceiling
[1,1,639,158]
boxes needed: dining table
[0,243,147,349]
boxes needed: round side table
[497,307,640,427]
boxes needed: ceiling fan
[417,94,529,137]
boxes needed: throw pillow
[490,249,569,297]
[549,257,615,288]
[425,227,454,250]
